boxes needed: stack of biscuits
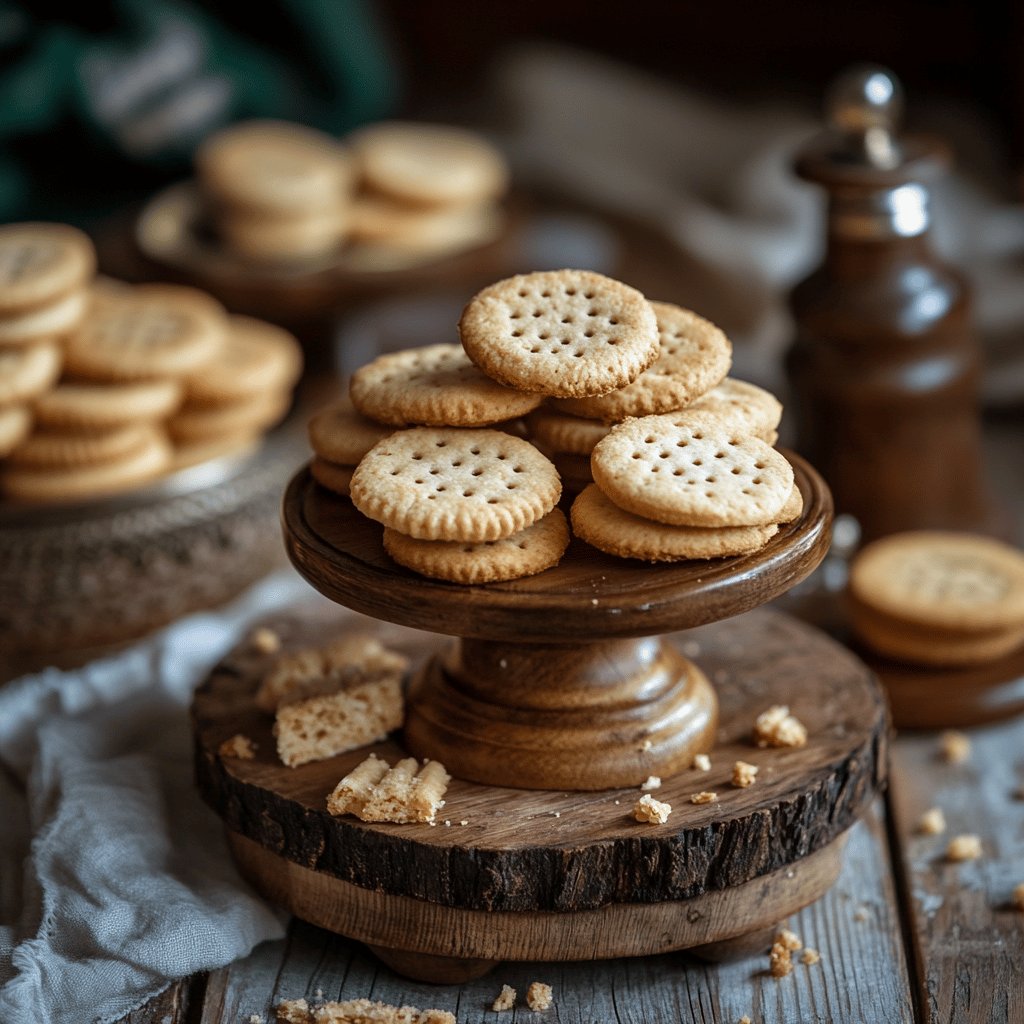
[0,221,302,503]
[307,268,800,583]
[197,120,355,263]
[848,532,1024,667]
[194,119,508,268]
[347,122,508,267]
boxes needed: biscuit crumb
[946,834,982,861]
[918,807,946,835]
[853,906,870,922]
[738,1017,752,1024]
[218,734,257,760]
[459,820,468,826]
[526,982,553,1011]
[250,627,281,654]
[939,730,971,764]
[801,948,821,966]
[275,997,455,1023]
[640,775,662,791]
[1012,883,1024,911]
[492,984,516,1011]
[640,739,653,751]
[753,705,807,749]
[249,1015,264,1024]
[693,753,711,771]
[769,941,793,978]
[732,760,758,788]
[776,927,802,951]
[690,790,718,804]
[633,793,672,824]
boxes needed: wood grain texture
[193,608,887,912]
[281,451,832,642]
[888,718,1024,1023]
[404,638,718,789]
[226,829,846,963]
[186,804,913,1024]
[116,979,192,1024]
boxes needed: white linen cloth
[0,570,312,1024]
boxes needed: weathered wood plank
[118,978,192,1024]
[888,721,1024,1024]
[196,801,912,1024]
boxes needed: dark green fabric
[0,0,397,223]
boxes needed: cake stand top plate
[282,450,833,642]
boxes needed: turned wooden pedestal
[190,451,890,980]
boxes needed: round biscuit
[197,120,353,214]
[688,378,783,439]
[849,598,1024,667]
[0,342,61,404]
[350,427,561,542]
[308,397,393,464]
[64,284,227,380]
[553,303,731,422]
[33,379,183,430]
[185,315,302,403]
[2,431,171,503]
[526,407,610,456]
[170,433,260,472]
[591,411,794,528]
[349,196,500,248]
[167,390,290,443]
[350,343,543,427]
[7,423,155,468]
[310,457,355,496]
[218,205,349,262]
[459,270,660,399]
[0,223,96,314]
[383,508,569,584]
[572,484,779,562]
[849,532,1024,633]
[0,404,31,457]
[350,122,508,207]
[0,288,88,345]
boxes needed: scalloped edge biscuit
[383,508,570,583]
[350,427,561,542]
[571,484,778,561]
[552,303,731,422]
[688,378,783,439]
[459,270,660,398]
[526,406,610,455]
[350,343,543,427]
[590,411,793,527]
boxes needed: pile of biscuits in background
[196,120,508,267]
[848,532,1024,667]
[306,267,802,584]
[0,222,301,504]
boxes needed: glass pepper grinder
[787,65,994,543]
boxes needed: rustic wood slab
[123,803,912,1024]
[887,718,1024,1023]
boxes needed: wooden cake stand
[194,453,890,981]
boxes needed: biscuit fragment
[525,983,553,1012]
[491,984,516,1012]
[591,412,794,528]
[327,754,450,823]
[939,730,971,765]
[552,302,731,421]
[946,834,982,861]
[918,807,946,835]
[732,761,758,788]
[275,996,455,1024]
[459,270,660,398]
[382,509,569,584]
[753,705,807,749]
[351,428,561,542]
[690,791,718,804]
[218,734,257,760]
[350,343,542,427]
[633,793,672,824]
